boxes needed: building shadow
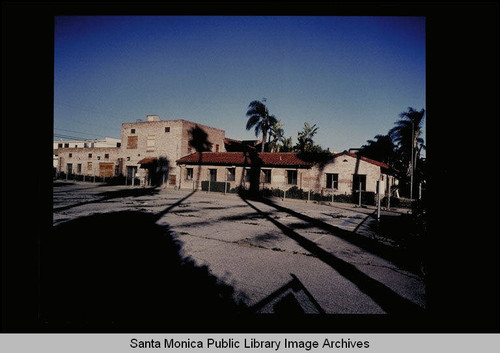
[41,209,248,331]
[251,274,326,315]
[239,196,424,316]
[53,187,161,213]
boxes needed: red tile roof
[176,151,390,170]
[176,152,314,167]
[333,151,390,169]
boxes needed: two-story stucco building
[56,115,226,186]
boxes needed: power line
[53,134,91,141]
[54,127,109,139]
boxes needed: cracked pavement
[53,181,426,315]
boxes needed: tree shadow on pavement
[256,197,421,274]
[53,187,161,213]
[240,197,424,316]
[41,210,248,331]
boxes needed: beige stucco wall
[120,119,226,187]
[308,155,383,195]
[57,147,120,176]
[177,154,395,197]
[177,165,310,191]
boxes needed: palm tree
[389,107,425,198]
[245,99,278,152]
[280,136,294,152]
[295,122,318,153]
[359,134,397,166]
[268,120,285,152]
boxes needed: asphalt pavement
[52,181,425,316]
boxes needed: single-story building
[176,151,397,197]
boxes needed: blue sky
[54,16,425,153]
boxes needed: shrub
[351,191,376,206]
[381,196,400,208]
[285,186,307,200]
[201,181,230,193]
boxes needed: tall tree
[359,134,397,165]
[295,122,319,153]
[389,107,425,163]
[280,136,294,152]
[389,107,425,198]
[268,120,285,152]
[245,100,278,152]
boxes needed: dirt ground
[50,180,426,326]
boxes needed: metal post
[283,189,286,200]
[224,169,227,195]
[308,189,310,202]
[358,181,362,207]
[377,181,381,222]
[132,169,135,187]
[419,182,422,200]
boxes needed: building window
[209,169,217,182]
[131,128,136,134]
[226,168,236,181]
[105,154,109,159]
[353,174,367,191]
[326,173,338,189]
[84,143,88,148]
[64,143,69,148]
[77,164,82,173]
[69,153,72,158]
[186,168,193,180]
[117,142,121,147]
[87,162,92,171]
[261,169,272,183]
[147,135,155,151]
[215,144,220,152]
[127,136,138,149]
[287,170,297,185]
[88,153,92,158]
[97,156,101,160]
[165,127,170,133]
[58,143,63,148]
[74,145,78,148]
[244,168,251,182]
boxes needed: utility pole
[262,98,267,152]
[410,120,414,200]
